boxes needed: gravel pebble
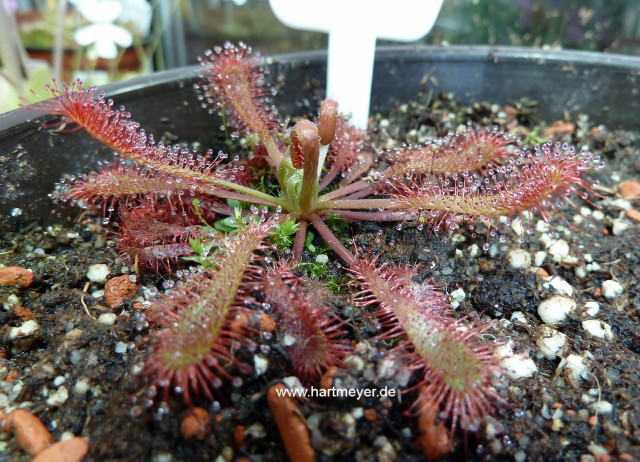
[548,239,570,262]
[152,454,173,462]
[74,378,90,397]
[9,320,40,338]
[86,264,110,283]
[585,261,601,272]
[583,301,600,317]
[253,354,269,376]
[601,280,624,299]
[609,198,632,210]
[536,326,567,360]
[582,320,614,340]
[510,311,527,324]
[65,328,83,340]
[449,288,465,308]
[537,296,577,325]
[581,393,595,404]
[32,436,89,462]
[536,219,550,233]
[619,179,640,199]
[587,442,609,456]
[507,248,531,269]
[557,354,591,382]
[46,385,69,406]
[97,313,117,326]
[626,208,640,222]
[612,218,631,235]
[3,293,20,308]
[514,449,527,462]
[589,401,613,414]
[115,342,128,354]
[180,407,210,440]
[543,276,575,297]
[534,251,547,267]
[497,344,538,380]
[105,275,138,308]
[1,410,52,455]
[91,289,105,299]
[245,423,266,438]
[0,266,34,287]
[510,219,525,236]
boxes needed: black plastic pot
[2,45,640,228]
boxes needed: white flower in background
[115,0,152,38]
[70,0,133,59]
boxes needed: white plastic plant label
[269,0,444,128]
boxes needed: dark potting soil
[1,90,639,462]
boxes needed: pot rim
[3,44,640,131]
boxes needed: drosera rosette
[15,38,617,460]
[29,43,606,271]
[142,214,277,405]
[260,261,352,383]
[348,255,503,432]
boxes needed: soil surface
[1,90,640,462]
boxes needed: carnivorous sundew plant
[29,42,604,444]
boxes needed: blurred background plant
[183,0,640,59]
[2,0,640,114]
[431,0,639,52]
[1,0,175,113]
[0,0,51,113]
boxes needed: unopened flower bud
[318,99,338,146]
[290,120,319,170]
